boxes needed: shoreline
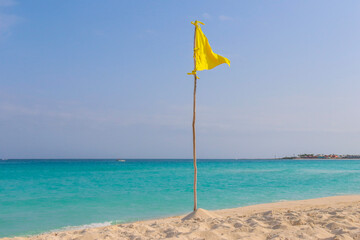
[3,195,360,240]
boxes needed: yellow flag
[188,21,230,77]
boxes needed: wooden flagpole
[192,22,198,212]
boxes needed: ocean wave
[303,169,360,174]
[49,221,113,233]
[224,169,283,173]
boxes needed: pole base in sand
[182,208,219,221]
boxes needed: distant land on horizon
[2,156,360,161]
[281,154,360,160]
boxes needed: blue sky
[1,0,360,158]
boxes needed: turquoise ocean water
[1,159,360,237]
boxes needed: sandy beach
[3,195,360,240]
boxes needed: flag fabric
[188,21,230,77]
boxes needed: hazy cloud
[0,14,20,35]
[0,0,16,7]
[0,99,189,129]
[202,13,211,19]
[219,15,232,21]
[0,0,20,38]
[145,29,155,34]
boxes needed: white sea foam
[225,169,282,173]
[303,169,360,174]
[49,221,113,233]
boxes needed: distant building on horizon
[282,154,360,159]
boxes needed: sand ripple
[3,195,360,240]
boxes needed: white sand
[3,195,360,240]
